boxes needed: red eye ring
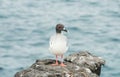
[58,26,61,28]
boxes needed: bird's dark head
[56,24,67,33]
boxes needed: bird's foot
[60,63,66,67]
[52,62,59,66]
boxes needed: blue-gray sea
[0,0,120,77]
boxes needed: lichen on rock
[14,51,105,77]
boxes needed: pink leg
[60,55,66,67]
[52,55,59,66]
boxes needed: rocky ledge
[14,51,105,77]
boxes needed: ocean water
[0,0,120,77]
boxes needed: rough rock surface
[14,51,105,77]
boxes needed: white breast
[49,34,68,55]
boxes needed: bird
[49,24,68,66]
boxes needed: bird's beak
[63,28,67,32]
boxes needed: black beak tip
[63,29,67,32]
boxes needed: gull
[49,24,68,66]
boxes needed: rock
[14,51,105,77]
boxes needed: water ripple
[0,0,120,77]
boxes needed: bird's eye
[58,26,61,28]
